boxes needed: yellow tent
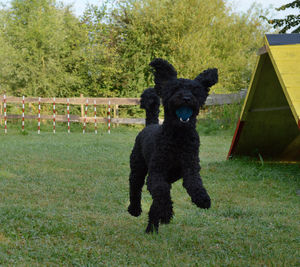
[228,34,300,162]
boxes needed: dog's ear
[149,58,177,95]
[194,68,218,90]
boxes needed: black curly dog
[128,58,218,233]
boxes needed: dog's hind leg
[146,174,173,233]
[128,145,147,217]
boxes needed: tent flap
[228,34,300,162]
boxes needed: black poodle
[128,58,218,233]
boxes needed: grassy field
[0,125,299,266]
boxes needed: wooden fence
[0,90,247,128]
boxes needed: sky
[60,0,296,18]
[0,0,297,18]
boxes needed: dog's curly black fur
[128,58,218,233]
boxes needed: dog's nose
[183,96,191,102]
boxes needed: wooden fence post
[113,104,118,127]
[108,100,111,134]
[80,94,84,120]
[0,100,2,125]
[116,105,119,127]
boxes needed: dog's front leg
[146,173,173,233]
[182,168,211,209]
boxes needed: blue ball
[175,107,193,121]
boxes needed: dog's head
[150,58,218,125]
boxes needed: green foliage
[0,0,269,97]
[106,0,268,94]
[79,4,124,97]
[197,103,242,135]
[0,0,87,97]
[261,0,300,33]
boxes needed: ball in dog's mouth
[175,107,193,123]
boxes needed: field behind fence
[0,90,247,133]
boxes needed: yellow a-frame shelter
[228,34,300,162]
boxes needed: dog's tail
[140,88,160,126]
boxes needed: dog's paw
[160,216,172,224]
[128,204,142,217]
[145,222,159,234]
[197,196,211,209]
[192,191,211,209]
[159,206,173,224]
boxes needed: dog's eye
[172,87,180,95]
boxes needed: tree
[0,0,270,97]
[104,0,268,95]
[0,0,87,97]
[79,4,124,97]
[262,0,300,33]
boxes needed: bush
[197,103,242,135]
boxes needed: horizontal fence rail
[0,91,247,106]
[3,114,147,125]
[0,90,247,133]
[0,96,141,105]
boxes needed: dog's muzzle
[175,107,193,123]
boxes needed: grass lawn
[0,125,299,266]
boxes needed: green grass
[0,125,299,266]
